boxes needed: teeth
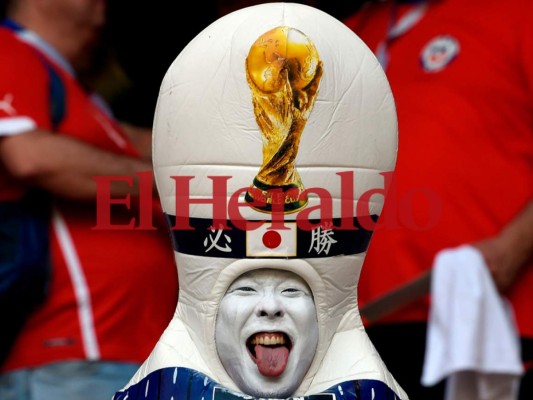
[251,334,286,346]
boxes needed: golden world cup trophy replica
[244,26,323,213]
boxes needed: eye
[283,288,299,293]
[281,287,303,296]
[233,286,256,293]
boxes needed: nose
[255,294,285,318]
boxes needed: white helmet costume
[114,3,407,400]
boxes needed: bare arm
[0,129,153,200]
[474,199,533,293]
[120,122,153,161]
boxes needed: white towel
[421,245,524,400]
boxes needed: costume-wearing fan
[113,3,408,400]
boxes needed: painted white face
[215,269,319,398]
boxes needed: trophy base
[245,178,308,214]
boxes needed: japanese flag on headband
[115,3,408,400]
[246,222,297,257]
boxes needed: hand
[474,200,533,293]
[474,236,522,293]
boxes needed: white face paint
[215,269,319,398]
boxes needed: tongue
[255,345,289,377]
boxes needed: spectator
[344,0,533,399]
[0,0,178,399]
[113,3,408,399]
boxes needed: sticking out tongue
[255,345,289,377]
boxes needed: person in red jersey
[0,0,178,398]
[344,0,533,399]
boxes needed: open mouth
[247,332,292,377]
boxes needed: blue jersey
[113,367,401,400]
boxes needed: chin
[245,384,294,399]
[240,371,298,399]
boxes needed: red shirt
[0,25,178,370]
[344,0,533,337]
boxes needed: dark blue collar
[1,18,24,32]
